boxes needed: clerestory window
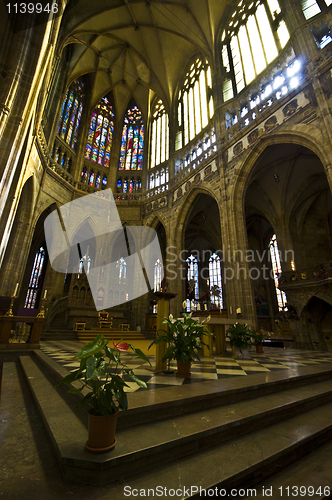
[176,58,214,150]
[85,97,115,168]
[301,0,332,20]
[57,78,85,149]
[119,105,144,171]
[221,0,289,102]
[150,100,169,169]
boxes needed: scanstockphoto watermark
[165,246,294,283]
[165,246,294,265]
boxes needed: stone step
[251,437,332,499]
[32,349,332,429]
[19,354,332,487]
[76,331,147,342]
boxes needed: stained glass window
[81,168,88,184]
[102,176,108,188]
[176,58,213,150]
[154,259,163,292]
[150,100,169,169]
[88,172,95,186]
[209,253,223,309]
[269,234,287,311]
[57,79,85,149]
[116,257,126,284]
[119,105,144,171]
[85,97,115,168]
[25,246,45,308]
[95,174,101,189]
[221,1,289,101]
[186,254,199,312]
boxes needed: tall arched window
[186,254,199,311]
[301,0,332,20]
[209,253,223,309]
[78,253,91,275]
[269,234,287,311]
[116,257,126,284]
[154,259,163,292]
[25,246,46,308]
[150,100,169,169]
[176,58,214,150]
[57,79,85,149]
[85,97,115,168]
[221,0,289,102]
[119,105,144,171]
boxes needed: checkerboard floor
[40,340,332,393]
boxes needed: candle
[14,283,19,296]
[44,289,47,299]
[204,304,207,311]
[197,304,200,311]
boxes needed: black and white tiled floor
[40,340,332,393]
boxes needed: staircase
[76,329,147,342]
[15,350,332,497]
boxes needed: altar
[194,317,253,356]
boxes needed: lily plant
[226,322,253,353]
[149,313,212,365]
[57,334,151,416]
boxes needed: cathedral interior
[1,0,332,497]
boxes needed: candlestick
[37,298,47,318]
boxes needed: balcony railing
[279,262,332,288]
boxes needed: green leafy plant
[226,323,253,353]
[149,313,212,365]
[250,329,268,345]
[56,334,151,416]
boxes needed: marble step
[250,437,332,500]
[20,354,332,486]
[32,348,332,430]
[28,351,332,423]
[121,406,332,499]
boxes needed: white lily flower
[169,314,173,321]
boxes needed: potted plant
[226,322,253,358]
[250,329,267,353]
[149,313,212,377]
[56,334,151,452]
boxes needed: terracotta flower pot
[256,343,264,353]
[85,410,119,453]
[176,359,191,378]
[232,346,250,359]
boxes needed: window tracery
[150,100,169,169]
[25,246,46,308]
[269,234,287,311]
[209,253,223,309]
[221,0,289,102]
[85,97,114,168]
[57,79,85,149]
[119,105,144,171]
[176,58,214,150]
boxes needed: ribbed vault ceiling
[59,0,229,120]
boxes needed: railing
[279,262,332,287]
[174,128,217,184]
[224,55,304,142]
[44,295,68,329]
